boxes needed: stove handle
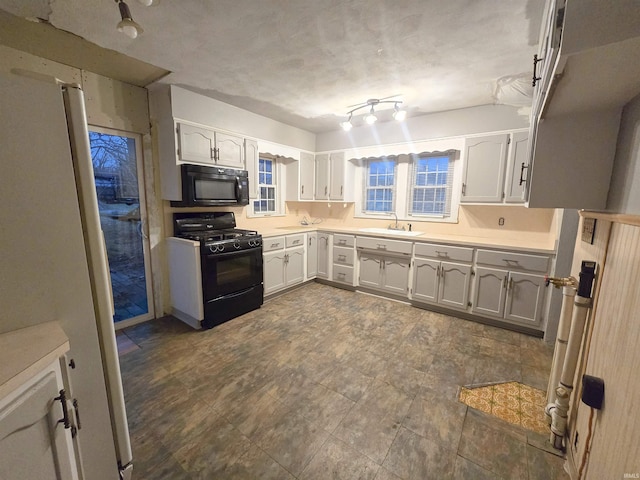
[235,176,243,200]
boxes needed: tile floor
[119,282,569,480]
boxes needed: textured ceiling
[0,0,545,133]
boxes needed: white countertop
[0,321,70,399]
[259,225,556,254]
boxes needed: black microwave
[171,164,250,207]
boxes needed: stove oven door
[201,246,263,302]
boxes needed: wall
[0,44,165,320]
[607,93,640,213]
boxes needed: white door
[412,258,440,303]
[504,131,529,203]
[439,262,472,309]
[176,122,215,165]
[461,134,508,203]
[264,251,286,294]
[359,253,382,289]
[472,267,508,318]
[315,153,330,200]
[89,127,155,328]
[285,247,305,286]
[329,151,346,200]
[215,131,245,169]
[300,152,315,200]
[504,272,546,326]
[382,257,410,295]
[307,233,318,278]
[317,234,330,278]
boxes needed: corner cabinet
[471,249,550,328]
[315,152,355,202]
[411,243,473,310]
[285,151,315,201]
[461,131,529,204]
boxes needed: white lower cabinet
[263,234,305,295]
[359,252,410,295]
[332,234,355,286]
[307,232,318,278]
[411,243,474,310]
[472,249,549,328]
[412,259,472,310]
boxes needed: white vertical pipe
[546,285,577,406]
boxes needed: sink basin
[358,228,424,237]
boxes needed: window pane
[265,173,273,185]
[436,172,447,185]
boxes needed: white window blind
[408,153,455,217]
[363,158,397,213]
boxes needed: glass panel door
[89,127,154,327]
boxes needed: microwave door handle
[235,176,242,199]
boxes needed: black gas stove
[174,212,262,254]
[172,212,263,329]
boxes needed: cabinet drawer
[264,236,286,252]
[333,246,354,266]
[333,234,355,248]
[476,249,550,273]
[356,236,412,255]
[414,243,474,263]
[332,264,354,285]
[286,234,305,248]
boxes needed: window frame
[407,152,455,218]
[249,155,284,217]
[362,157,397,215]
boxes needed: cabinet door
[300,152,315,200]
[504,272,546,326]
[472,266,508,318]
[412,258,440,303]
[461,134,508,203]
[285,247,305,286]
[245,138,259,199]
[329,151,345,201]
[317,234,330,278]
[315,153,330,200]
[359,253,382,288]
[381,257,410,296]
[177,122,215,165]
[439,261,471,309]
[215,131,245,169]
[0,371,79,480]
[504,131,529,203]
[307,233,318,278]
[264,251,286,294]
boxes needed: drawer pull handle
[271,243,280,248]
[503,259,520,266]
[435,250,447,257]
[292,240,301,245]
[503,275,508,289]
[338,240,346,245]
[337,272,345,277]
[377,244,387,250]
[338,254,346,260]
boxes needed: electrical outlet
[498,217,505,226]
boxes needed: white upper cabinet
[461,131,529,205]
[244,138,259,200]
[526,0,640,209]
[315,153,330,200]
[314,151,354,202]
[461,134,509,203]
[329,151,346,201]
[285,151,315,201]
[176,122,245,169]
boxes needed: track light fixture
[340,98,406,131]
[115,0,143,39]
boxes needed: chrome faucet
[388,212,405,230]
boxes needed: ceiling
[0,0,546,133]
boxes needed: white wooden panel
[244,138,259,199]
[315,153,330,200]
[414,243,474,262]
[332,264,354,285]
[504,131,529,203]
[317,233,331,278]
[358,254,381,289]
[307,233,318,278]
[357,236,413,255]
[300,151,315,200]
[263,236,286,252]
[461,134,508,203]
[333,246,355,266]
[285,234,305,248]
[177,122,214,165]
[329,151,346,200]
[476,249,550,272]
[215,131,244,169]
[285,247,305,286]
[167,238,203,320]
[264,251,286,294]
[333,234,355,247]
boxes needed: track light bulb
[340,119,353,131]
[393,106,407,122]
[365,106,377,125]
[117,1,143,38]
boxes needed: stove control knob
[234,242,241,250]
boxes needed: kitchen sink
[358,227,424,237]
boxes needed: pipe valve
[544,275,578,288]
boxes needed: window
[253,157,276,214]
[364,158,396,213]
[409,154,454,216]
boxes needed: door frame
[89,125,155,329]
